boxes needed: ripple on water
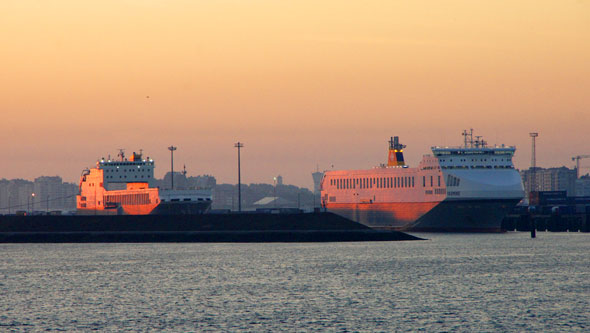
[0,233,589,331]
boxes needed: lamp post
[234,142,244,212]
[31,193,36,214]
[273,177,277,209]
[168,146,177,190]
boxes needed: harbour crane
[572,155,590,178]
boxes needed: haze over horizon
[1,1,589,188]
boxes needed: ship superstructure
[77,150,211,215]
[320,131,525,232]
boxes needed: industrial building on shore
[520,167,590,198]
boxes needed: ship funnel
[387,136,406,167]
[130,151,142,162]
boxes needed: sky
[1,0,589,188]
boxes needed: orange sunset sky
[1,1,589,188]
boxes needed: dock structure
[502,211,590,233]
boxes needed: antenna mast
[461,129,474,148]
[117,149,125,161]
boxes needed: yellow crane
[572,155,590,178]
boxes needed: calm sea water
[1,233,589,331]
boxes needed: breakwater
[0,212,422,243]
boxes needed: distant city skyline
[1,1,589,188]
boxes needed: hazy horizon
[1,1,589,188]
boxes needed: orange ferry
[321,132,525,232]
[77,150,211,215]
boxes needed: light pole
[168,146,177,190]
[529,133,538,193]
[234,142,244,212]
[273,177,277,209]
[31,193,35,214]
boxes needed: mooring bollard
[529,213,536,238]
[527,206,536,238]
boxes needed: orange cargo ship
[77,150,211,215]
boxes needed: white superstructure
[433,137,524,201]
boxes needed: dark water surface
[1,233,589,331]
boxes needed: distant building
[312,171,323,195]
[211,183,314,211]
[521,167,577,196]
[5,179,34,212]
[0,179,10,211]
[575,174,590,197]
[0,177,77,214]
[34,176,64,210]
[253,196,296,209]
[159,172,216,190]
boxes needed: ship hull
[326,198,521,232]
[77,201,212,216]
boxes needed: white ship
[320,130,525,232]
